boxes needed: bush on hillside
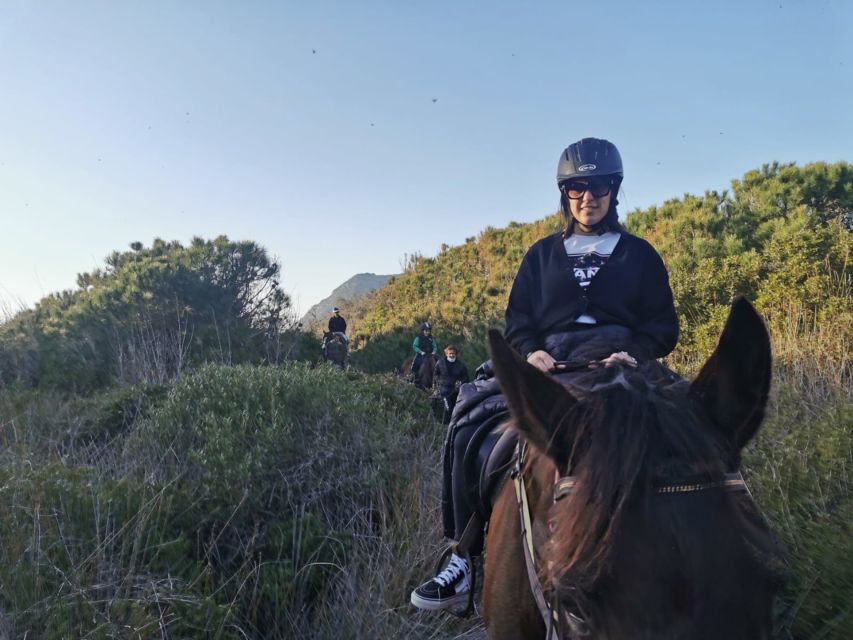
[0,363,476,639]
[0,236,305,392]
[348,216,562,368]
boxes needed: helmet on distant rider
[421,322,432,332]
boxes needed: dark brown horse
[322,331,348,369]
[483,299,785,639]
[401,352,439,390]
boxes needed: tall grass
[668,307,852,640]
[745,316,852,640]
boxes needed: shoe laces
[434,555,468,587]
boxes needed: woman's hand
[590,351,638,368]
[526,350,558,372]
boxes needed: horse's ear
[690,297,772,452]
[488,330,580,464]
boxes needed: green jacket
[412,334,438,355]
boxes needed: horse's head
[487,298,783,638]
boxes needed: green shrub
[0,363,473,638]
[69,383,168,444]
[125,363,425,519]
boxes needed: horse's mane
[541,362,722,590]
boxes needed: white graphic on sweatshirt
[563,232,620,324]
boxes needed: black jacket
[504,231,678,360]
[434,358,470,396]
[328,315,347,334]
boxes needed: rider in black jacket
[504,230,677,362]
[506,138,677,372]
[328,307,347,335]
[411,137,679,612]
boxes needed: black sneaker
[410,554,470,610]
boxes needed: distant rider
[433,345,469,416]
[411,322,439,376]
[323,306,348,355]
[328,306,348,339]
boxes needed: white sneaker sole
[410,589,471,611]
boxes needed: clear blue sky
[1,0,850,317]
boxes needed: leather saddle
[462,411,518,521]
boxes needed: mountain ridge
[300,272,396,326]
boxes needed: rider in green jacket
[412,322,439,376]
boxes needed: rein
[513,440,751,640]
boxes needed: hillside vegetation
[0,161,850,639]
[0,236,316,392]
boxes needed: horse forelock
[542,364,723,592]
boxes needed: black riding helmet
[557,137,623,183]
[557,137,624,233]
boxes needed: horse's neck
[420,358,433,383]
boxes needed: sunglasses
[560,178,613,200]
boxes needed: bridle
[554,470,748,501]
[512,439,751,640]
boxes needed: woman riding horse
[411,322,439,380]
[411,137,679,611]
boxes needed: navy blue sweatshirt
[504,231,678,360]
